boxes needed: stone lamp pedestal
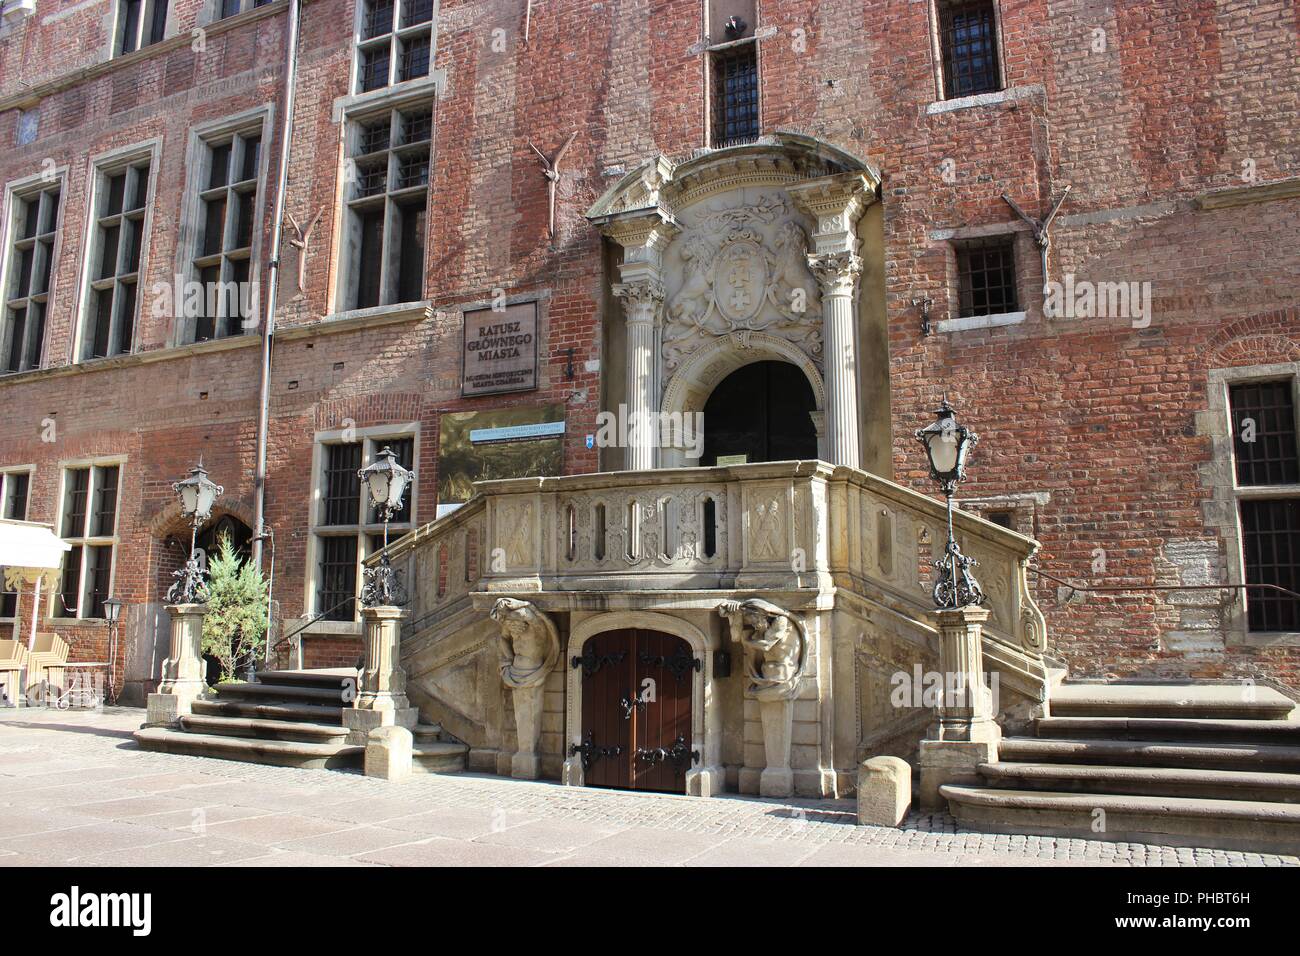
[342,605,418,745]
[145,603,209,727]
[918,606,1001,808]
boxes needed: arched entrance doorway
[577,629,695,793]
[701,360,818,465]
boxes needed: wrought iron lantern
[358,446,414,607]
[102,597,124,625]
[915,398,985,610]
[167,461,223,605]
[101,597,125,704]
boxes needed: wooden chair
[26,632,69,698]
[0,639,28,706]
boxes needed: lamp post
[166,461,223,605]
[358,446,413,607]
[102,597,124,704]
[915,398,984,609]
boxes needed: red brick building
[0,0,1297,706]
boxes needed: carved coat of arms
[662,199,824,370]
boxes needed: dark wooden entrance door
[577,629,696,793]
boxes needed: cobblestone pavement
[1,707,1296,867]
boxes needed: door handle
[619,694,647,720]
[635,736,699,770]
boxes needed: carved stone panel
[661,191,824,375]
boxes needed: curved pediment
[586,132,879,222]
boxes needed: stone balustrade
[381,461,1047,666]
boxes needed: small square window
[954,236,1018,318]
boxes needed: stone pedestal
[508,683,545,780]
[758,697,795,798]
[857,756,912,827]
[364,725,413,782]
[342,605,418,745]
[144,603,208,727]
[918,606,1001,808]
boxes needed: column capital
[807,251,863,296]
[613,279,666,315]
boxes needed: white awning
[0,519,71,571]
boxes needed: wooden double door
[576,629,697,793]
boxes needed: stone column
[594,207,679,472]
[343,605,418,745]
[613,279,664,472]
[918,606,1001,808]
[809,252,863,467]
[145,603,208,726]
[790,172,877,469]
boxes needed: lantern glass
[195,481,218,520]
[385,469,408,511]
[179,482,201,517]
[929,422,961,475]
[366,469,392,508]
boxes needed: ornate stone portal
[490,596,559,780]
[719,597,808,797]
[588,133,881,470]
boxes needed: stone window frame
[332,93,434,316]
[926,0,1008,105]
[702,1,763,150]
[931,223,1030,334]
[0,464,35,623]
[111,0,170,58]
[957,492,1044,539]
[72,140,161,365]
[349,0,439,97]
[172,107,273,348]
[0,168,67,376]
[304,423,420,623]
[49,456,126,622]
[1202,363,1300,647]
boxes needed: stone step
[413,723,444,740]
[411,740,469,774]
[1035,715,1300,745]
[190,699,345,724]
[1001,736,1300,773]
[1050,683,1295,720]
[212,681,346,705]
[134,727,363,770]
[981,761,1300,804]
[940,784,1300,853]
[178,713,351,744]
[253,668,358,690]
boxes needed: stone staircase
[134,668,468,774]
[942,682,1300,853]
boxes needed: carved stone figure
[489,597,559,780]
[490,597,559,689]
[718,597,807,701]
